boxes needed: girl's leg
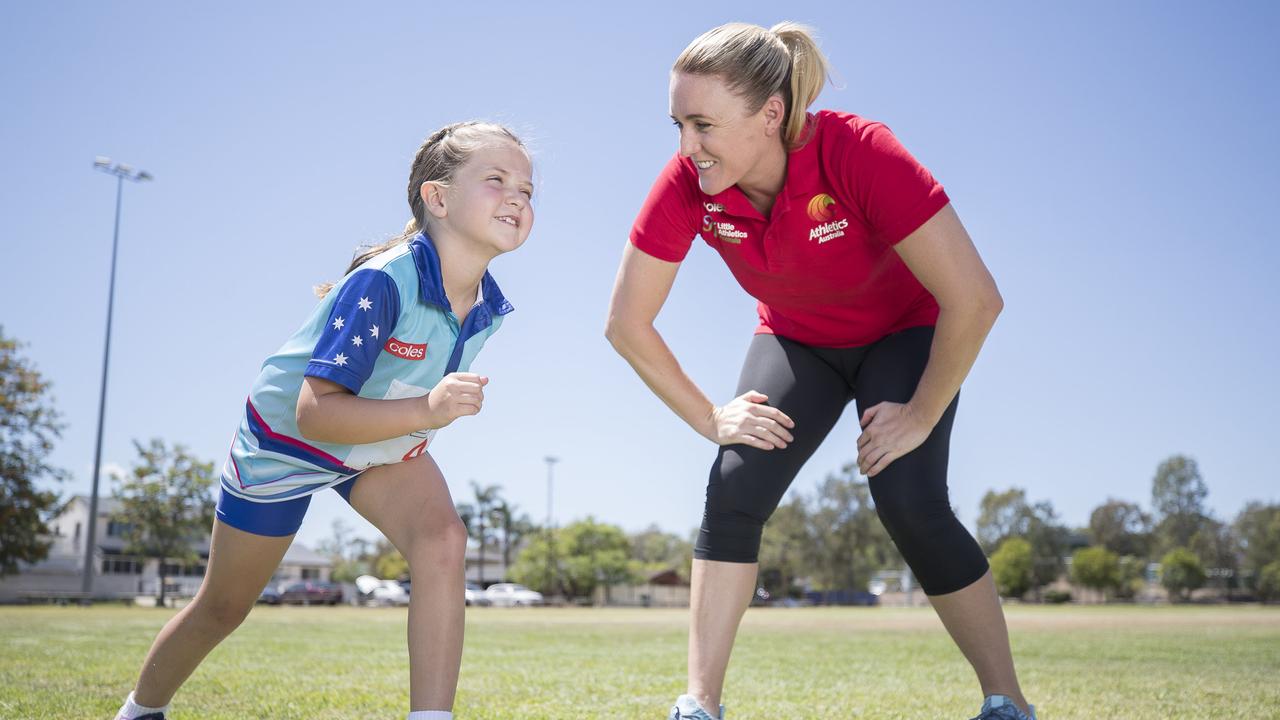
[131,518,294,706]
[687,334,851,713]
[855,327,1029,714]
[346,453,467,712]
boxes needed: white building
[0,496,331,603]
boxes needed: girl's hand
[704,391,795,450]
[422,373,488,429]
[856,402,932,477]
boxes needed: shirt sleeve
[305,268,402,393]
[830,119,950,246]
[628,154,703,262]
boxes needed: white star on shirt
[332,316,345,331]
[334,352,348,366]
[369,324,379,339]
[357,297,373,311]
[352,335,363,347]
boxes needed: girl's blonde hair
[673,21,829,149]
[316,121,526,297]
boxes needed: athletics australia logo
[807,193,848,244]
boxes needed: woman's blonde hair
[315,121,526,297]
[673,21,829,149]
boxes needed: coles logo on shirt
[701,202,747,245]
[384,337,427,360]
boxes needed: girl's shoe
[971,695,1036,720]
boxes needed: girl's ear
[421,181,448,219]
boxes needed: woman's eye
[695,122,711,131]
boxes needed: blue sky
[3,2,1277,550]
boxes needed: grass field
[2,604,1279,719]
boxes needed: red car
[280,581,343,606]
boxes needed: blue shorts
[216,474,361,537]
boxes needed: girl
[115,121,535,720]
[606,22,1036,720]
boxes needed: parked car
[465,582,492,607]
[483,583,543,607]
[256,584,282,605]
[355,575,410,607]
[280,581,343,606]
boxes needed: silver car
[482,583,544,607]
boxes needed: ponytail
[770,22,828,148]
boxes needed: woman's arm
[856,203,1003,476]
[605,242,794,450]
[295,373,487,445]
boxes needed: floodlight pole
[81,158,152,599]
[544,456,559,599]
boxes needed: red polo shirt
[630,110,949,348]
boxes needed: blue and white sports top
[220,232,513,502]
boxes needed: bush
[1115,556,1147,600]
[1070,546,1121,599]
[1043,589,1072,604]
[991,537,1034,599]
[1160,547,1206,601]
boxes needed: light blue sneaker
[972,694,1036,720]
[668,693,725,720]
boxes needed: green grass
[2,604,1279,718]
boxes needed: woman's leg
[130,517,295,706]
[854,326,1030,714]
[345,453,468,712]
[687,334,852,714]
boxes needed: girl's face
[431,140,535,257]
[669,72,779,196]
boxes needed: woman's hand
[856,402,932,476]
[421,372,488,429]
[704,391,795,450]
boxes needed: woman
[606,22,1035,720]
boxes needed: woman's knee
[189,592,254,636]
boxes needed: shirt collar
[409,231,514,317]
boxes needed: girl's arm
[295,373,487,445]
[605,242,795,451]
[855,203,1003,476]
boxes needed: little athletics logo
[384,337,427,360]
[702,215,747,244]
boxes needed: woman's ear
[421,181,448,219]
[762,94,786,136]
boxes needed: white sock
[116,691,169,719]
[406,712,452,720]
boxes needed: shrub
[1258,561,1280,603]
[991,537,1034,599]
[1160,547,1206,601]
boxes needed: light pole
[544,455,559,599]
[81,157,152,598]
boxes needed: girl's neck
[429,229,492,320]
[736,139,789,217]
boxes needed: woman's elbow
[604,313,638,354]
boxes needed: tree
[1070,546,1121,601]
[510,517,635,599]
[112,439,216,606]
[372,538,408,580]
[977,488,1031,554]
[1234,502,1280,592]
[1088,499,1152,559]
[1160,547,1206,602]
[492,498,535,572]
[979,488,1072,593]
[0,328,66,577]
[315,519,371,583]
[1151,455,1210,554]
[990,537,1033,599]
[758,495,812,598]
[1257,561,1280,603]
[807,466,900,592]
[1115,556,1148,600]
[457,481,502,585]
[630,523,695,581]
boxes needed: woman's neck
[736,138,789,217]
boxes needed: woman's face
[669,72,779,196]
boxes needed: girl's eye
[521,189,534,199]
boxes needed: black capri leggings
[695,326,988,596]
